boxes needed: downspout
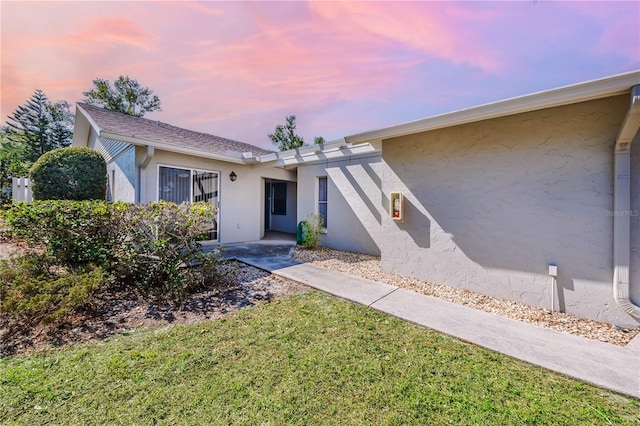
[613,85,640,322]
[136,145,155,203]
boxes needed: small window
[318,177,327,228]
[272,182,287,215]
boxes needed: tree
[82,75,161,117]
[313,136,325,145]
[4,89,73,163]
[48,101,75,149]
[268,115,305,151]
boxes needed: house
[339,71,640,328]
[72,102,299,243]
[73,71,640,328]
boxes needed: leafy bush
[4,200,228,303]
[1,200,229,331]
[0,255,105,326]
[4,200,112,267]
[111,201,228,301]
[299,213,323,249]
[30,147,107,200]
[0,210,9,242]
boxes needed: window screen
[158,166,191,203]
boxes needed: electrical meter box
[390,192,404,221]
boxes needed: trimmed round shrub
[30,147,107,200]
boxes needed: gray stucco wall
[297,153,383,255]
[381,94,639,327]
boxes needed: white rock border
[292,247,639,347]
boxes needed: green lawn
[1,291,638,425]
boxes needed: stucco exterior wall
[138,149,295,244]
[297,153,383,255]
[381,94,638,327]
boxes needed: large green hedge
[30,147,107,200]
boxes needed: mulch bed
[0,241,308,357]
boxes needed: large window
[318,176,327,229]
[158,166,219,240]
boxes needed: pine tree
[2,90,73,202]
[48,100,74,150]
[4,89,73,163]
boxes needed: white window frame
[317,176,328,232]
[156,164,221,241]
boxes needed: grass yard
[1,291,638,425]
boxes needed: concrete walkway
[202,232,299,271]
[214,237,640,399]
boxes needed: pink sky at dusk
[1,1,639,150]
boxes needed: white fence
[12,177,32,202]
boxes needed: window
[272,182,287,215]
[158,166,191,204]
[318,177,327,228]
[158,166,219,240]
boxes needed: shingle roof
[77,102,274,157]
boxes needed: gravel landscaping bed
[293,247,640,346]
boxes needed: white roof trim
[346,71,640,145]
[253,142,378,168]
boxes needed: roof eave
[100,131,247,164]
[346,70,640,145]
[72,104,103,148]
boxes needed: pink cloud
[62,16,157,51]
[169,2,456,123]
[2,1,502,127]
[1,2,160,117]
[1,0,637,148]
[309,2,504,74]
